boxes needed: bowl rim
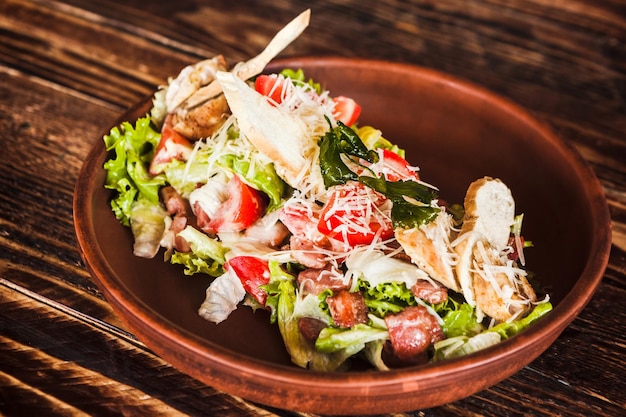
[73,56,612,413]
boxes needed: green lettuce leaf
[170,252,223,277]
[276,278,312,368]
[489,301,553,339]
[434,301,553,360]
[103,116,165,226]
[362,339,390,371]
[315,324,388,354]
[219,154,285,211]
[264,261,359,371]
[437,298,484,338]
[263,260,298,323]
[433,332,502,361]
[279,68,322,94]
[129,197,168,258]
[170,226,227,277]
[163,158,210,197]
[358,280,417,317]
[163,142,286,210]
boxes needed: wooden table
[1,1,625,415]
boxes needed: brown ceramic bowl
[73,57,611,414]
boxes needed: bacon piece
[279,200,320,236]
[193,200,213,234]
[411,280,448,304]
[327,290,368,328]
[160,186,195,252]
[298,317,327,342]
[161,186,190,216]
[384,306,444,360]
[297,266,349,296]
[289,235,334,269]
[170,215,191,253]
[244,215,290,247]
[280,201,349,268]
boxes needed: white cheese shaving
[345,248,431,290]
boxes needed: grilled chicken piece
[395,210,459,292]
[454,177,536,321]
[470,240,537,321]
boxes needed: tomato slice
[317,182,393,247]
[149,116,193,175]
[226,256,271,305]
[206,175,268,234]
[375,148,419,181]
[255,74,286,105]
[332,96,361,126]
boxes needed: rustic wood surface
[1,0,625,415]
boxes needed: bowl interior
[75,57,611,413]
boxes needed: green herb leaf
[359,176,440,229]
[318,120,378,188]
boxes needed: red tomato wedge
[376,148,419,182]
[149,116,193,175]
[317,182,393,247]
[332,96,361,126]
[206,175,268,234]
[226,256,271,305]
[255,74,286,105]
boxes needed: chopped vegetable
[318,120,378,188]
[103,116,165,226]
[332,96,361,126]
[103,33,551,371]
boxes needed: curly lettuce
[433,300,553,360]
[163,135,286,210]
[103,116,165,226]
[171,226,227,277]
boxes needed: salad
[102,10,551,371]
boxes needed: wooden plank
[0,0,624,415]
[0,284,286,417]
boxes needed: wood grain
[0,0,625,415]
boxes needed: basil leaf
[318,120,378,188]
[358,176,438,203]
[359,176,440,229]
[390,201,440,229]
